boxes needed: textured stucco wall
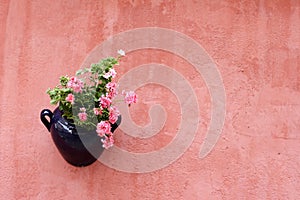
[0,0,300,199]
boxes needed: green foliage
[46,56,121,131]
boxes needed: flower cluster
[67,77,84,93]
[123,90,138,106]
[46,50,137,149]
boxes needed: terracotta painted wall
[1,0,300,199]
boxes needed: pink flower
[103,68,117,79]
[78,112,87,121]
[106,82,118,98]
[109,68,117,78]
[67,76,84,93]
[117,49,125,56]
[99,95,112,108]
[93,108,102,115]
[107,91,116,99]
[80,107,86,112]
[96,121,111,137]
[101,136,114,149]
[123,90,137,106]
[78,107,87,121]
[109,106,120,124]
[65,93,75,104]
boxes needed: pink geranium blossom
[93,108,102,115]
[103,68,117,79]
[96,121,111,137]
[123,90,137,106]
[65,93,75,104]
[106,82,118,98]
[78,107,87,121]
[117,49,125,56]
[78,112,87,121]
[101,136,114,149]
[99,95,112,108]
[67,76,84,93]
[109,106,120,124]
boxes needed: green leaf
[75,69,83,76]
[60,76,69,87]
[50,99,58,105]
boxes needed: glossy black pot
[40,107,121,167]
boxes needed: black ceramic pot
[40,107,121,167]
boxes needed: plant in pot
[40,50,137,167]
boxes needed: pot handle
[40,109,53,132]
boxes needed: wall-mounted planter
[40,107,121,167]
